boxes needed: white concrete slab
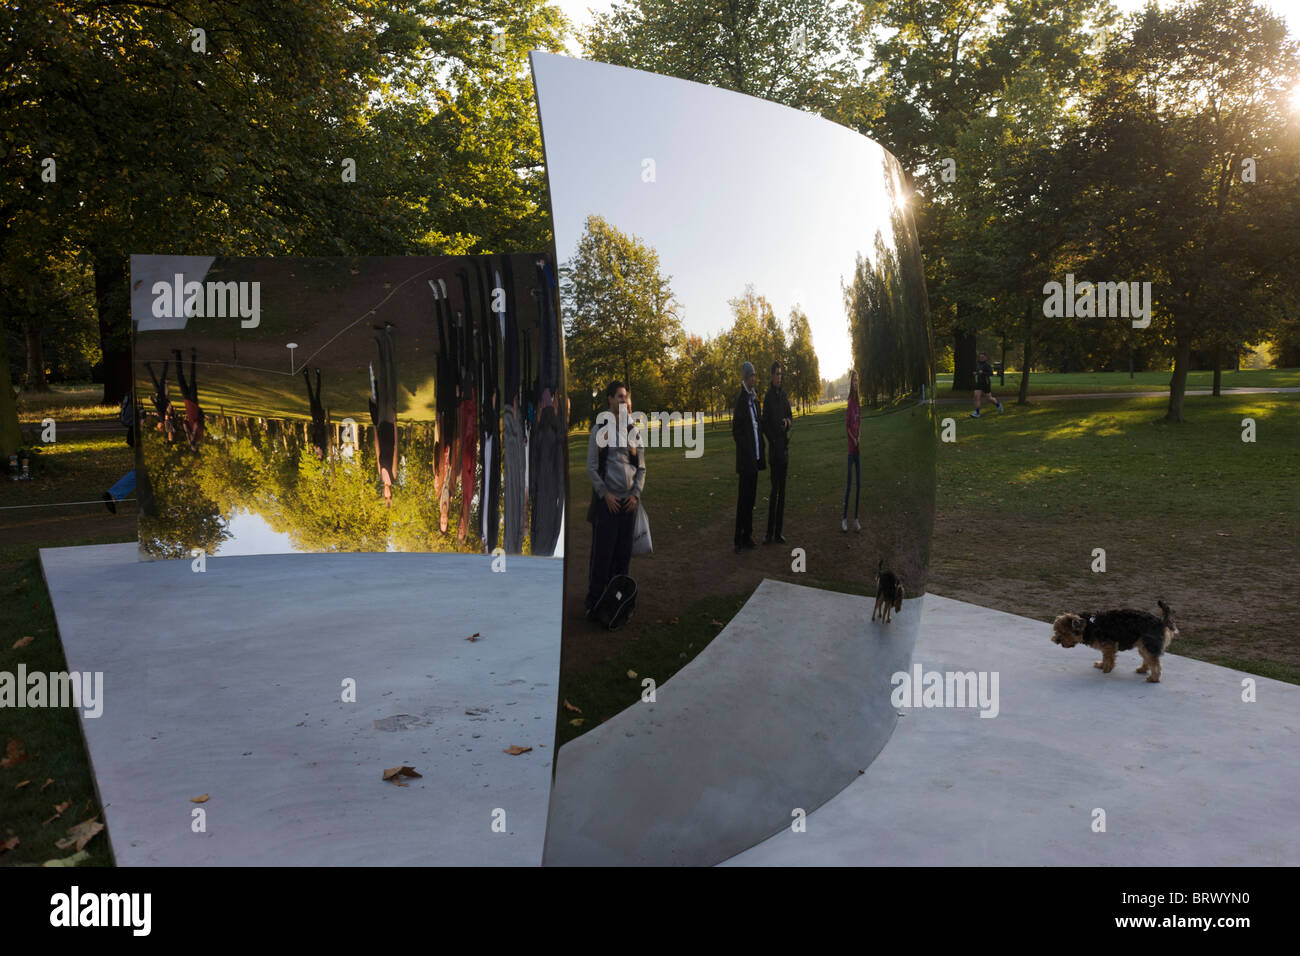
[39,544,561,866]
[544,579,921,866]
[725,593,1300,866]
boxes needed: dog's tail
[1157,599,1177,650]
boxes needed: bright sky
[533,52,907,382]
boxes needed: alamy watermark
[1043,273,1152,328]
[151,273,261,328]
[0,666,103,718]
[891,663,999,718]
[595,405,703,458]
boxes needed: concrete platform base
[725,593,1300,866]
[40,544,561,866]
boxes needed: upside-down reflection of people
[432,277,457,534]
[455,268,480,545]
[369,323,400,506]
[172,347,205,451]
[527,255,565,555]
[144,358,177,444]
[301,366,328,459]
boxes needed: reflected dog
[1051,600,1177,683]
[872,559,904,624]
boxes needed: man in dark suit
[761,360,792,544]
[732,360,765,553]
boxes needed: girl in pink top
[843,370,861,532]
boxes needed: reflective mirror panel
[131,254,564,558]
[532,53,936,865]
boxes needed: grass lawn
[930,392,1300,683]
[934,368,1300,395]
[2,388,132,866]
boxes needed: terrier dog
[1052,600,1177,683]
[872,559,905,624]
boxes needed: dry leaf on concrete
[465,632,482,642]
[382,766,422,785]
[503,745,532,756]
[190,794,209,804]
[12,635,33,649]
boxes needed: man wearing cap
[731,360,766,553]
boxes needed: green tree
[784,306,819,413]
[858,0,1112,391]
[1081,0,1300,421]
[583,0,863,115]
[561,214,682,400]
[2,1,567,405]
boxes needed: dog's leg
[1136,644,1153,675]
[1147,655,1162,684]
[872,598,879,622]
[1094,643,1117,674]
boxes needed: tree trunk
[0,324,22,457]
[24,323,50,391]
[93,252,133,406]
[1166,334,1192,423]
[1018,302,1033,405]
[1212,343,1222,397]
[952,320,976,392]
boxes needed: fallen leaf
[465,632,481,642]
[56,819,104,852]
[0,738,26,770]
[562,699,582,713]
[42,850,91,867]
[382,765,422,783]
[40,778,54,792]
[626,669,637,679]
[0,836,18,853]
[503,745,532,756]
[12,635,33,648]
[190,794,209,804]
[14,780,30,790]
[53,801,71,814]
[710,619,725,627]
[568,718,585,727]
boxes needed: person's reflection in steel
[172,347,205,451]
[369,323,400,506]
[144,359,177,445]
[301,366,327,459]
